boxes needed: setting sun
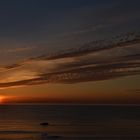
[0,96,4,104]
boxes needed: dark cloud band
[0,32,140,88]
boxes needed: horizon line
[1,103,140,106]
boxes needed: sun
[0,96,4,104]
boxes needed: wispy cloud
[0,32,140,88]
[127,89,140,94]
[0,46,39,54]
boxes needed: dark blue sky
[0,0,140,65]
[0,0,139,41]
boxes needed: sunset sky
[0,0,140,104]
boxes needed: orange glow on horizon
[0,96,5,104]
[0,96,14,104]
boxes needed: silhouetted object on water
[48,136,62,139]
[40,122,49,126]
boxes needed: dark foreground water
[0,105,140,140]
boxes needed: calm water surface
[0,105,140,140]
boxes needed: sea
[0,105,140,140]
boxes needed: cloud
[127,89,140,94]
[0,46,39,54]
[0,32,140,88]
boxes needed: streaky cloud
[0,32,140,88]
[30,32,140,60]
